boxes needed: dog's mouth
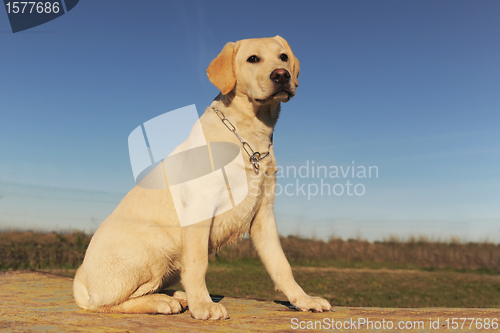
[255,88,294,103]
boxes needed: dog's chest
[208,159,276,251]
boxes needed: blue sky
[1,1,499,241]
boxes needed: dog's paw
[292,295,332,313]
[155,294,184,315]
[189,301,229,320]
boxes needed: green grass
[212,257,500,275]
[198,260,500,308]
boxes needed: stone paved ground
[0,271,498,332]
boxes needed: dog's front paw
[189,301,229,320]
[292,295,332,313]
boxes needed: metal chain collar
[212,107,272,172]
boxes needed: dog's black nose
[270,69,290,84]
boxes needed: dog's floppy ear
[274,35,300,87]
[207,42,237,95]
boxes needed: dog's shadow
[273,300,297,310]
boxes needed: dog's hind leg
[99,293,184,314]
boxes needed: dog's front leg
[250,203,332,312]
[181,220,229,320]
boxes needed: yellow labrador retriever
[73,35,332,320]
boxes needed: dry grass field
[1,231,499,308]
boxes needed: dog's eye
[247,55,260,63]
[280,54,288,62]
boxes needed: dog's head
[207,36,300,105]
